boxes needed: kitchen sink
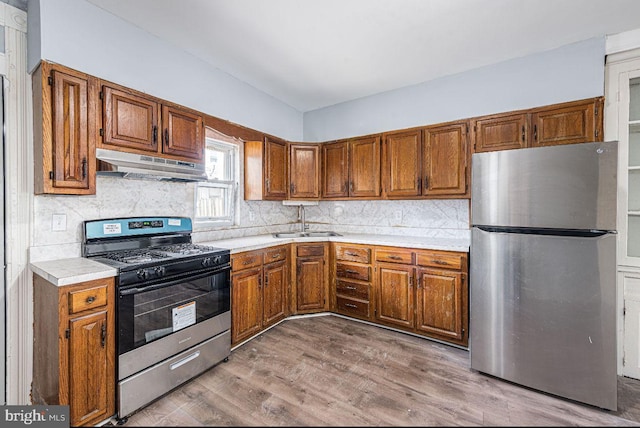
[272,231,342,238]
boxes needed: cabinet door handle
[417,177,421,191]
[153,125,158,145]
[265,275,269,286]
[101,323,106,348]
[81,157,87,179]
[344,181,349,193]
[164,128,169,146]
[290,183,295,194]
[349,181,354,193]
[265,178,271,192]
[424,176,428,190]
[533,124,538,141]
[521,125,525,142]
[344,303,358,309]
[85,296,96,304]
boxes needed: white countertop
[202,232,470,254]
[30,233,469,286]
[30,257,118,286]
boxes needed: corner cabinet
[292,243,329,314]
[33,62,98,195]
[289,143,321,199]
[32,275,116,427]
[244,137,288,200]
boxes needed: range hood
[96,148,207,182]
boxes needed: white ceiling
[86,0,640,112]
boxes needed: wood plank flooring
[119,315,640,426]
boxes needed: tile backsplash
[30,176,469,262]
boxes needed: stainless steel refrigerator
[470,141,618,410]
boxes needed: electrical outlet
[393,210,402,223]
[52,214,67,231]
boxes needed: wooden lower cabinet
[372,246,468,346]
[293,243,329,314]
[32,275,116,427]
[231,246,288,345]
[332,243,373,321]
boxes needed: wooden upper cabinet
[423,122,468,197]
[244,137,288,200]
[529,97,603,148]
[322,141,349,198]
[349,136,381,198]
[33,62,97,195]
[100,84,203,161]
[161,104,204,160]
[289,143,321,199]
[472,112,528,153]
[102,86,159,153]
[265,138,288,199]
[383,130,422,198]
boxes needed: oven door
[117,265,230,356]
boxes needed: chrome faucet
[298,204,308,232]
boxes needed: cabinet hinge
[595,129,599,138]
[99,91,104,100]
[99,128,104,137]
[65,329,70,339]
[595,106,599,116]
[47,76,53,86]
[49,171,54,180]
[465,124,469,134]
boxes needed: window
[195,137,238,225]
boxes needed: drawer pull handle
[86,296,96,304]
[432,260,448,265]
[242,259,254,265]
[271,253,281,258]
[344,286,357,290]
[345,269,359,274]
[388,255,402,260]
[344,303,358,309]
[170,351,200,370]
[345,252,358,257]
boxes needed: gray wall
[27,0,304,141]
[303,37,605,142]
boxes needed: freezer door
[470,227,617,410]
[471,141,617,230]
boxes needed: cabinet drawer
[336,279,369,300]
[336,262,370,281]
[335,244,370,263]
[68,284,108,314]
[336,296,370,318]
[416,251,464,270]
[297,244,324,257]
[263,246,287,264]
[375,248,413,264]
[232,251,262,271]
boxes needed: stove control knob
[202,257,212,267]
[213,255,222,264]
[154,266,166,277]
[136,269,148,280]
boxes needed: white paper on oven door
[172,301,196,331]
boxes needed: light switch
[52,214,67,231]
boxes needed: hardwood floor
[119,315,640,426]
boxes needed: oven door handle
[119,265,230,296]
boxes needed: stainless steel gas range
[82,216,231,422]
